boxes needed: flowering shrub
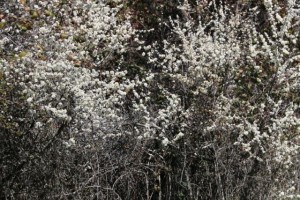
[0,0,299,199]
[142,0,300,198]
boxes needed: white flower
[282,48,290,55]
[27,97,33,103]
[69,138,76,145]
[162,138,170,146]
[39,27,50,34]
[173,132,184,142]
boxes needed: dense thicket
[0,0,299,199]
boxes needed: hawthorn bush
[0,0,299,199]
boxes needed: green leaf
[30,10,39,19]
[19,51,28,58]
[0,22,6,29]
